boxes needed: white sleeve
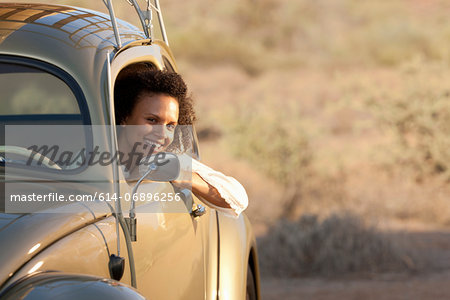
[190,158,248,218]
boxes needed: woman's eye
[147,118,156,123]
[167,124,176,131]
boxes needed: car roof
[0,3,148,123]
[0,3,145,62]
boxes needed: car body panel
[119,182,206,300]
[0,205,98,286]
[202,211,219,300]
[0,272,145,300]
[0,213,22,232]
[5,216,118,285]
[217,213,260,300]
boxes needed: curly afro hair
[114,63,196,125]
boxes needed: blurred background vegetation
[14,0,450,278]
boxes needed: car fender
[0,271,145,300]
[216,212,260,300]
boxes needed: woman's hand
[171,172,232,209]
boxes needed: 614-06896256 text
[9,192,183,203]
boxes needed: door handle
[191,204,206,218]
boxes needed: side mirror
[128,152,181,242]
[138,152,180,182]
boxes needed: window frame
[0,54,93,175]
[162,56,201,160]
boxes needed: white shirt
[191,158,248,218]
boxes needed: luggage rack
[102,0,168,49]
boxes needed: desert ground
[258,226,450,299]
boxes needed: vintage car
[0,2,260,299]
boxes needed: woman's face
[121,92,179,155]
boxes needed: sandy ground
[260,230,450,300]
[261,270,450,300]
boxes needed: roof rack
[102,0,169,49]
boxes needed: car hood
[0,213,23,233]
[0,205,101,288]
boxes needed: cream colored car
[0,2,260,299]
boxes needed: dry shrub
[387,94,450,181]
[258,213,419,277]
[367,64,450,182]
[169,29,268,76]
[223,99,313,219]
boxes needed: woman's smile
[143,139,165,152]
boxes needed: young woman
[114,64,248,217]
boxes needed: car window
[0,62,80,116]
[0,60,90,172]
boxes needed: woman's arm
[171,155,248,217]
[191,173,232,209]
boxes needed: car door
[117,170,206,300]
[106,58,207,300]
